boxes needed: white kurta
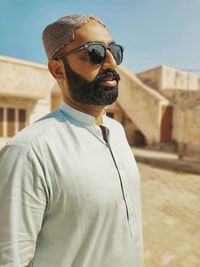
[0,102,144,267]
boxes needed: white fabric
[0,101,144,267]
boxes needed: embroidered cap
[42,14,106,60]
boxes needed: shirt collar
[59,101,97,126]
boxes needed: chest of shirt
[36,123,139,216]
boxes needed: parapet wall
[0,56,54,99]
[137,65,200,91]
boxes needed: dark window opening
[132,130,146,147]
[7,108,15,137]
[106,112,114,119]
[0,108,3,137]
[19,109,26,131]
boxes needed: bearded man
[0,14,144,267]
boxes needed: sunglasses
[55,41,124,66]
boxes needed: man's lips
[99,77,118,87]
[95,70,120,87]
[100,80,117,87]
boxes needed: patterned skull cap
[42,14,107,60]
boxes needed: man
[0,14,143,267]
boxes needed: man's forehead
[71,19,113,47]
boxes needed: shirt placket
[86,125,135,237]
[117,163,136,237]
[105,127,135,237]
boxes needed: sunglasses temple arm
[55,46,85,59]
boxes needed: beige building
[0,56,199,159]
[137,65,200,158]
[0,56,55,148]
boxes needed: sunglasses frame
[54,41,124,65]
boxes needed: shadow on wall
[132,130,146,147]
[123,117,146,147]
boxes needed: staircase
[117,66,172,145]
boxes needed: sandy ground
[138,163,200,267]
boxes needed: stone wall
[162,66,199,90]
[0,56,55,122]
[0,56,54,99]
[137,65,200,91]
[137,66,162,90]
[0,56,55,149]
[163,90,200,158]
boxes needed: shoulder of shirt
[104,115,124,132]
[6,108,68,148]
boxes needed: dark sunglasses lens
[110,45,123,65]
[87,44,105,65]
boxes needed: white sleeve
[0,143,48,266]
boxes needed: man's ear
[48,60,65,80]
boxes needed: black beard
[62,59,121,106]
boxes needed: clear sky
[0,0,200,74]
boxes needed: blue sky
[0,0,200,74]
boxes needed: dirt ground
[138,163,200,267]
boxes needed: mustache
[94,69,121,83]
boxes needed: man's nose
[101,49,117,70]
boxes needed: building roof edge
[0,55,48,70]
